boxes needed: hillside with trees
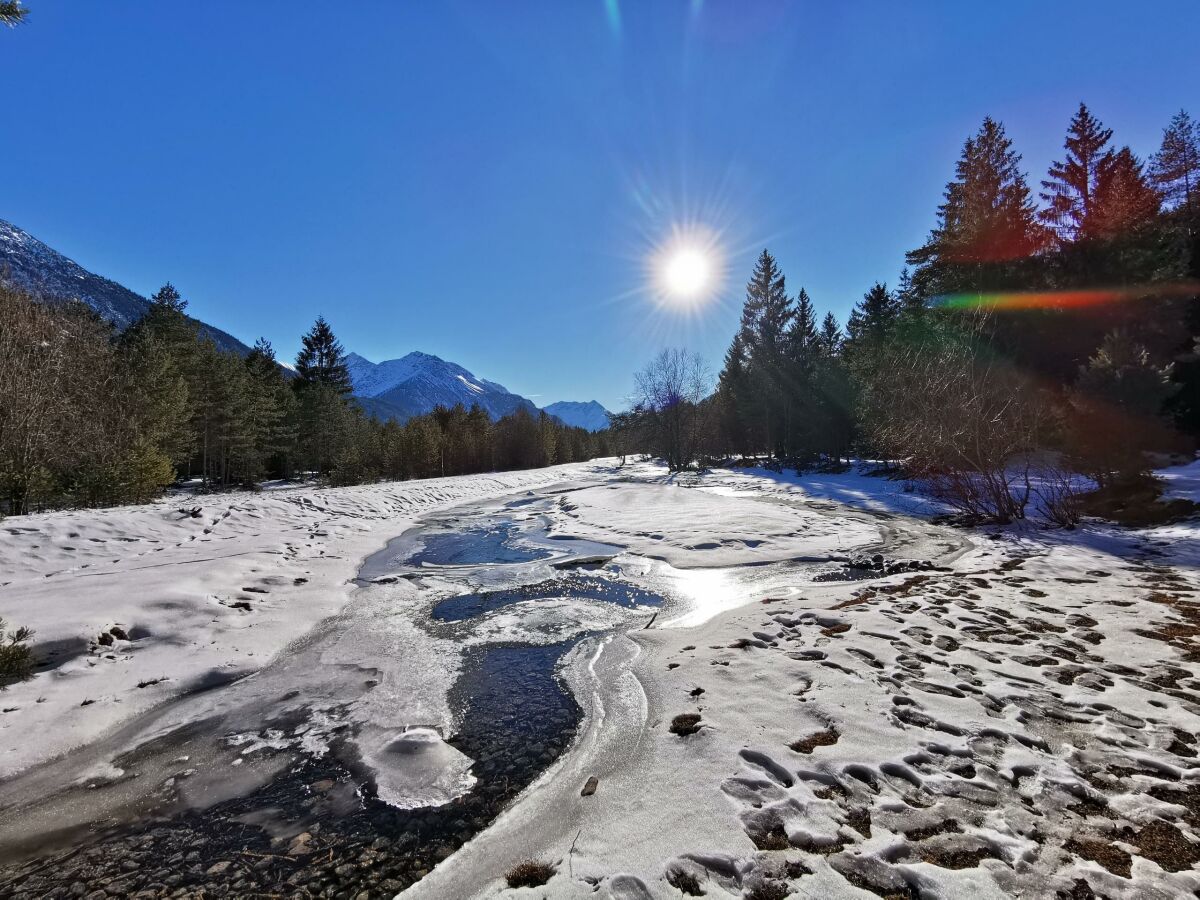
[0,286,609,515]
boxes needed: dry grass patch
[505,859,555,888]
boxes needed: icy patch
[367,727,476,809]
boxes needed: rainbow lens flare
[933,282,1200,311]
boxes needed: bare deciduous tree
[856,311,1055,522]
[632,349,710,471]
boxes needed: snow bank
[0,461,612,779]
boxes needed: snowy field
[2,460,1200,899]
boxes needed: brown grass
[505,859,555,888]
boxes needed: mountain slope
[347,351,538,422]
[0,218,250,355]
[543,400,611,431]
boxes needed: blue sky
[4,1,1197,410]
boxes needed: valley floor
[2,460,1200,899]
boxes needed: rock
[581,775,599,796]
[311,779,334,792]
[205,861,231,876]
[108,626,129,641]
[288,833,313,856]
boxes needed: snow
[5,458,1200,899]
[553,480,879,568]
[403,460,1200,899]
[346,350,538,421]
[1158,457,1200,503]
[544,400,611,432]
[0,461,612,781]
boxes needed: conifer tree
[908,117,1044,298]
[295,316,352,394]
[846,283,899,345]
[735,250,793,456]
[1091,147,1161,240]
[817,312,842,356]
[1040,103,1115,242]
[1069,330,1177,485]
[0,1,27,26]
[1151,109,1200,218]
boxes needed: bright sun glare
[648,227,726,311]
[663,248,711,298]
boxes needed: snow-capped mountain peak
[543,400,611,432]
[347,351,538,423]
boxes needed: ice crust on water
[7,459,1200,898]
[366,727,477,810]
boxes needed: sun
[663,247,711,299]
[648,226,725,310]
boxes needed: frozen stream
[0,472,970,897]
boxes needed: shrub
[0,617,34,688]
[505,859,555,889]
[669,713,703,736]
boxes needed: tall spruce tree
[294,316,352,394]
[738,250,793,456]
[1040,103,1115,243]
[908,117,1044,298]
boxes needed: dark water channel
[0,504,662,899]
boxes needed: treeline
[0,285,608,515]
[621,104,1200,523]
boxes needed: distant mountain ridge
[2,217,607,426]
[0,218,250,355]
[543,400,611,432]
[346,351,539,423]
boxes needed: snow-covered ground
[0,462,612,779]
[2,460,1200,899]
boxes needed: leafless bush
[632,349,711,471]
[856,311,1056,523]
[1031,463,1084,527]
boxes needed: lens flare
[933,282,1200,312]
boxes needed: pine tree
[716,332,751,456]
[817,312,842,356]
[735,250,793,456]
[150,283,187,314]
[1151,109,1200,218]
[846,283,898,344]
[1069,330,1177,484]
[0,2,27,26]
[781,288,820,459]
[908,117,1044,297]
[294,316,352,395]
[786,288,818,353]
[737,250,792,358]
[1040,103,1115,242]
[1091,147,1161,240]
[245,338,298,479]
